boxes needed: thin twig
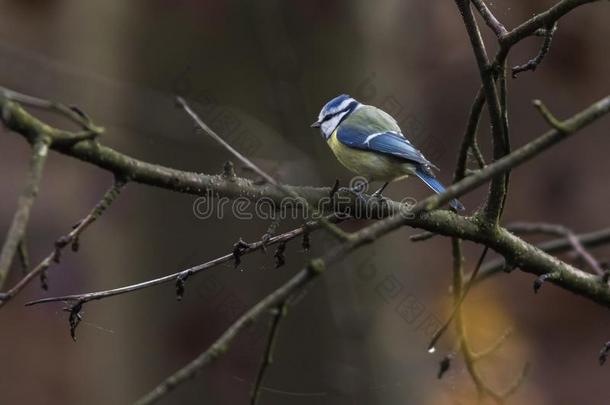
[501,0,599,47]
[0,86,103,135]
[451,239,503,402]
[454,0,509,225]
[17,236,29,273]
[498,58,512,221]
[0,137,50,290]
[473,328,513,360]
[428,246,489,353]
[512,22,558,77]
[0,179,126,306]
[454,87,486,183]
[250,303,286,405]
[507,222,605,275]
[471,0,508,38]
[470,142,487,169]
[26,216,338,307]
[533,99,568,131]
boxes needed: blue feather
[337,127,434,167]
[414,167,464,210]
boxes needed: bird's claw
[369,191,389,209]
[370,190,384,199]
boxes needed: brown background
[0,1,609,404]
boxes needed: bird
[311,94,464,210]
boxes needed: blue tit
[311,94,464,210]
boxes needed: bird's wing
[336,116,436,169]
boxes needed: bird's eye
[321,112,336,122]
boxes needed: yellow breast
[327,130,414,182]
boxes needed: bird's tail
[414,167,465,211]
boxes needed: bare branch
[470,142,487,169]
[450,239,504,402]
[176,97,278,188]
[0,86,103,136]
[0,92,100,145]
[473,328,513,360]
[0,179,126,306]
[507,222,605,275]
[251,303,286,405]
[471,0,508,38]
[0,137,50,290]
[453,87,486,183]
[454,0,509,224]
[17,236,29,273]
[427,246,489,353]
[26,216,337,307]
[533,99,569,131]
[512,22,558,77]
[474,226,610,284]
[501,0,601,47]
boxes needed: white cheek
[321,113,347,138]
[321,120,335,138]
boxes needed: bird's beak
[310,121,321,128]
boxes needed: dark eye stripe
[321,112,338,122]
[322,101,357,122]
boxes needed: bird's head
[311,94,360,139]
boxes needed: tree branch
[507,222,605,275]
[512,22,558,77]
[26,216,337,308]
[501,0,601,47]
[0,86,104,136]
[451,239,503,402]
[250,303,286,405]
[472,227,610,284]
[453,87,486,183]
[0,136,50,289]
[454,0,509,225]
[471,0,508,38]
[0,179,126,306]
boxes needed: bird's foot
[370,190,385,200]
[370,183,389,204]
[369,191,389,210]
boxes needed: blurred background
[1,1,609,404]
